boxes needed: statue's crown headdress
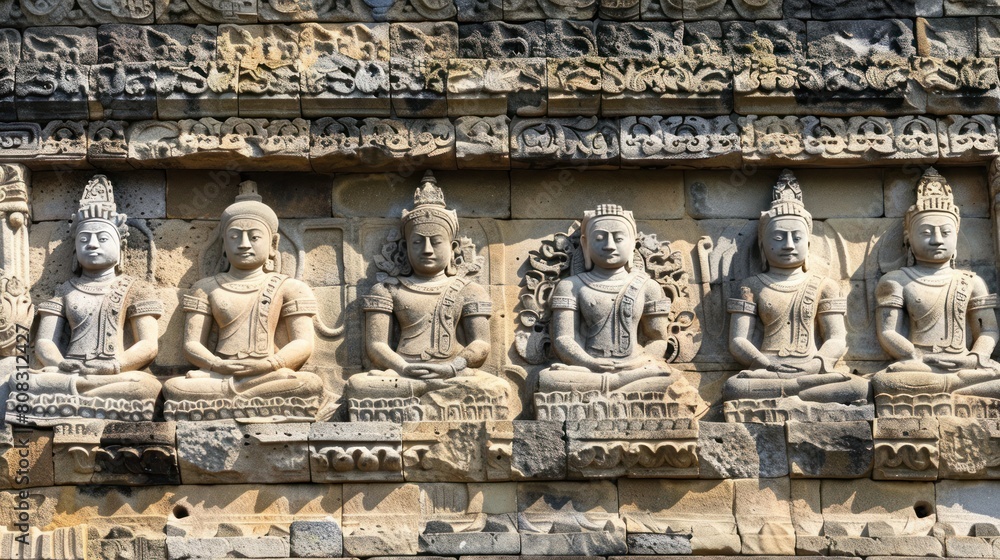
[905,167,960,230]
[759,169,812,235]
[581,204,637,237]
[220,180,279,234]
[72,175,128,239]
[401,171,458,238]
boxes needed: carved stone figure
[723,170,870,422]
[873,168,1000,417]
[162,182,326,422]
[7,175,162,426]
[531,204,706,421]
[345,171,511,422]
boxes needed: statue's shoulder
[367,281,395,299]
[815,273,842,299]
[554,274,584,295]
[190,275,218,294]
[277,275,315,301]
[458,277,489,301]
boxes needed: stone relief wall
[6,0,1000,559]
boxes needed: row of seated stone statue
[4,167,1000,427]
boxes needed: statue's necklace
[399,275,448,293]
[218,272,268,293]
[69,276,115,295]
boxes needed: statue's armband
[727,298,756,315]
[182,294,211,315]
[462,301,492,317]
[876,280,905,309]
[362,294,393,314]
[550,296,578,311]
[37,297,64,316]
[817,298,847,315]
[128,300,164,319]
[282,298,318,317]
[970,294,999,312]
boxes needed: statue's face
[908,212,958,264]
[584,217,635,270]
[224,218,273,271]
[762,216,809,270]
[76,222,120,272]
[406,223,453,277]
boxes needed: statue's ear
[270,233,280,256]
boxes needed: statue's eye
[98,235,110,243]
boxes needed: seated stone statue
[723,170,869,422]
[162,182,326,422]
[7,175,162,426]
[536,204,706,420]
[873,168,1000,417]
[345,171,511,422]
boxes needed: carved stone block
[979,17,1000,55]
[455,0,502,20]
[0,30,20,66]
[129,117,310,171]
[740,115,939,165]
[309,421,403,482]
[735,478,794,554]
[389,23,457,117]
[511,420,565,480]
[939,417,1000,478]
[165,536,290,559]
[873,417,940,480]
[36,120,90,170]
[418,483,518,555]
[684,0,782,19]
[0,64,15,121]
[917,17,977,57]
[87,120,131,169]
[455,115,509,169]
[97,24,217,63]
[944,0,1000,16]
[619,479,739,554]
[447,58,546,117]
[176,420,310,484]
[938,114,1000,161]
[602,56,733,116]
[547,57,602,117]
[786,421,874,478]
[52,420,105,486]
[566,419,698,479]
[402,421,512,482]
[596,21,683,57]
[725,19,806,58]
[819,479,937,543]
[936,480,1000,537]
[501,0,596,21]
[912,57,1000,114]
[93,422,179,486]
[808,20,917,60]
[299,23,390,117]
[459,22,545,58]
[15,63,90,121]
[518,481,626,555]
[155,0,257,24]
[155,61,239,119]
[218,24,301,118]
[310,117,456,173]
[343,483,420,556]
[290,520,343,558]
[545,20,598,58]
[89,62,159,120]
[22,27,99,65]
[0,526,88,560]
[639,0,681,20]
[510,116,620,169]
[697,421,788,478]
[621,115,740,167]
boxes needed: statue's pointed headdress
[71,175,128,240]
[758,169,812,236]
[400,171,458,238]
[905,167,960,232]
